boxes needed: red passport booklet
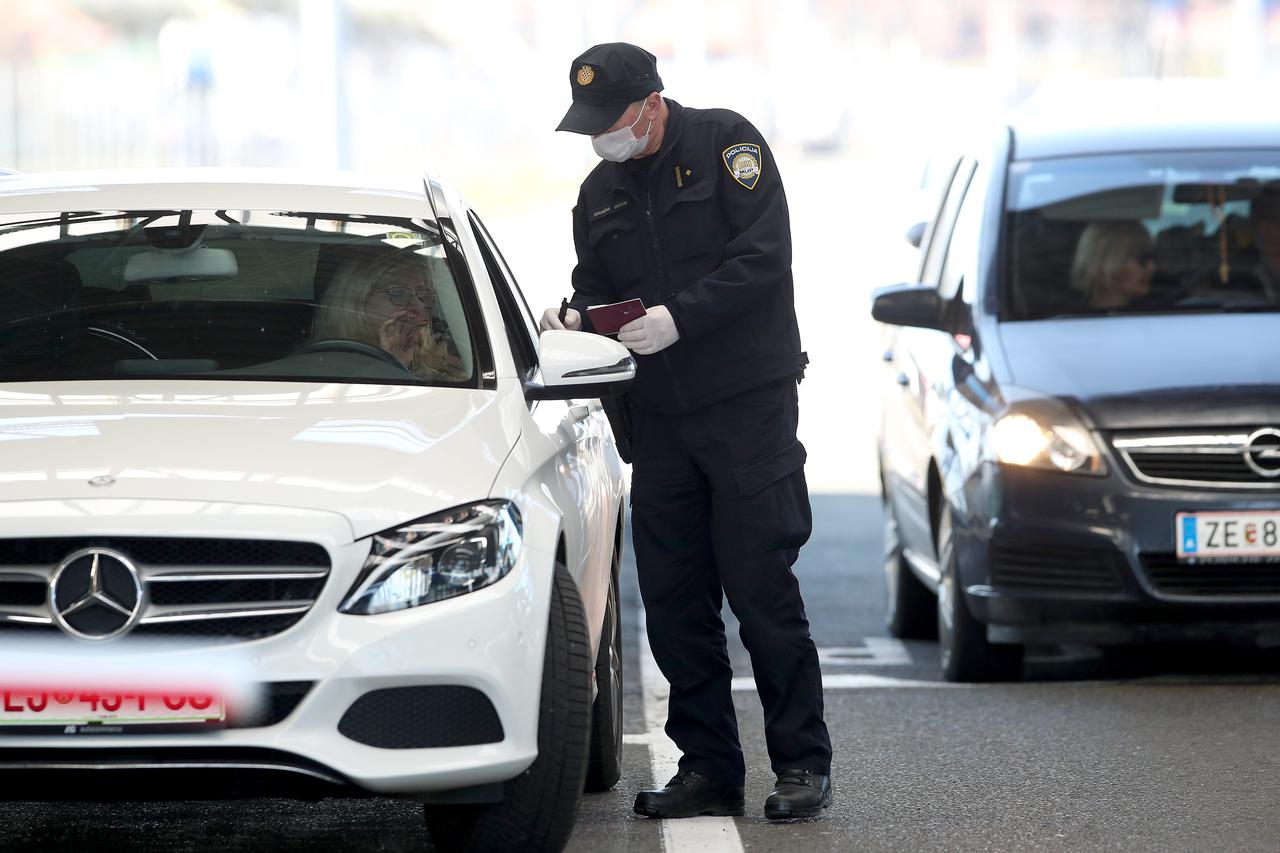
[586,299,647,335]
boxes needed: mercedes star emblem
[49,548,144,640]
[1244,428,1280,479]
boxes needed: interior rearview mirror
[125,246,239,284]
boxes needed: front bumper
[0,502,550,798]
[954,462,1280,645]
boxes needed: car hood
[0,381,520,538]
[999,314,1280,429]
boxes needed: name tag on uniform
[589,198,631,221]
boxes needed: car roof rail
[0,168,20,176]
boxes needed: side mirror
[525,330,636,401]
[904,220,927,248]
[871,283,947,332]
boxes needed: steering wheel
[294,339,413,374]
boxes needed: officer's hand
[540,306,582,332]
[618,305,680,355]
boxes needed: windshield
[1004,151,1280,319]
[0,208,481,386]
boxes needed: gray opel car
[874,92,1280,681]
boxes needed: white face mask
[592,103,652,163]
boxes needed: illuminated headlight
[991,407,1106,475]
[339,501,522,615]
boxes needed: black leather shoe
[633,770,746,818]
[764,769,832,820]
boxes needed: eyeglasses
[382,286,434,307]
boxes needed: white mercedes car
[0,168,632,852]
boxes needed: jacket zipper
[645,188,686,412]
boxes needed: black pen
[558,297,570,326]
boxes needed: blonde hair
[313,251,467,381]
[1070,220,1151,300]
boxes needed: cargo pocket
[732,439,812,553]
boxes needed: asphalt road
[6,493,1280,851]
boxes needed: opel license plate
[1176,510,1280,560]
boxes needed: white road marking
[637,605,746,853]
[816,638,913,667]
[732,672,971,691]
[729,638,934,690]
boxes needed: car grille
[1143,552,1280,597]
[989,541,1124,592]
[1112,429,1280,489]
[0,537,330,640]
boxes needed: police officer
[540,43,832,821]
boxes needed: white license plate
[0,688,224,726]
[1176,511,1280,560]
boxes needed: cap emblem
[723,142,763,190]
[576,65,595,86]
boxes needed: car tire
[883,500,937,639]
[936,506,1022,683]
[584,545,623,793]
[424,561,592,853]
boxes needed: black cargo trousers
[630,377,832,785]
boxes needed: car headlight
[990,400,1107,476]
[339,500,522,615]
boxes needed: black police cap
[556,43,664,135]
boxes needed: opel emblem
[48,548,144,641]
[1243,428,1280,478]
[88,475,116,488]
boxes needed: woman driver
[313,252,467,381]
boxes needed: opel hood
[998,314,1280,429]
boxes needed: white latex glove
[617,305,680,355]
[540,305,582,332]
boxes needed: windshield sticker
[383,231,427,248]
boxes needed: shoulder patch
[722,142,763,190]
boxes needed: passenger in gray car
[1248,184,1280,296]
[1070,219,1156,310]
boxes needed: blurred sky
[3,0,1280,491]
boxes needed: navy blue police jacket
[567,99,807,414]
